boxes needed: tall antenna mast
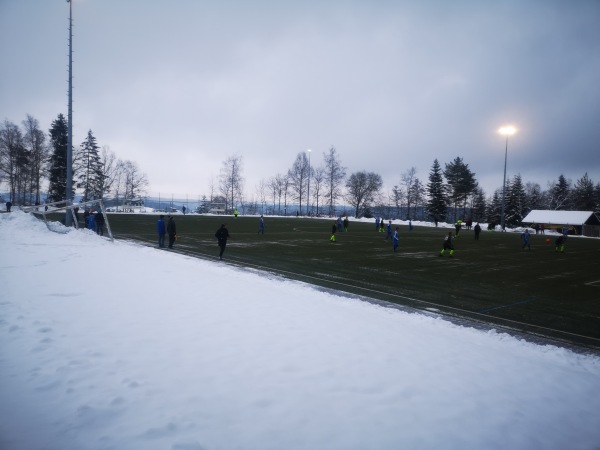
[66,0,73,226]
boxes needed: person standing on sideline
[330,221,337,242]
[439,231,455,257]
[409,219,414,231]
[393,227,399,252]
[182,205,187,215]
[474,222,481,240]
[167,216,177,249]
[234,209,239,218]
[5,201,12,212]
[95,211,105,236]
[157,215,166,247]
[521,229,531,250]
[215,223,230,259]
[555,235,566,253]
[337,216,343,234]
[343,216,349,232]
[87,211,96,231]
[258,215,265,234]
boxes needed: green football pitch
[104,214,600,349]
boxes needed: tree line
[212,151,600,225]
[0,114,148,207]
[2,114,599,225]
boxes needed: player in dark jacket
[215,224,230,259]
[330,222,337,242]
[439,231,455,257]
[167,216,177,248]
[95,211,105,236]
[555,235,566,253]
[474,223,481,240]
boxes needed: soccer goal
[22,199,114,241]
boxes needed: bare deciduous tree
[0,120,24,203]
[98,146,118,199]
[256,178,267,214]
[323,146,346,216]
[311,166,325,216]
[268,173,289,215]
[392,185,405,218]
[122,160,149,200]
[22,115,48,205]
[345,171,383,218]
[208,176,217,203]
[288,152,310,215]
[219,155,244,213]
[400,167,418,219]
[411,178,426,220]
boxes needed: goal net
[22,199,114,241]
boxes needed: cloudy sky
[1,0,599,199]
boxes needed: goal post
[23,199,114,242]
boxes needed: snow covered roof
[522,210,599,225]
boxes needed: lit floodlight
[498,126,517,136]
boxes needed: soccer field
[106,214,600,349]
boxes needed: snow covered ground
[1,211,599,450]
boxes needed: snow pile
[1,211,599,450]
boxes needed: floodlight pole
[66,0,74,226]
[500,134,508,231]
[307,149,311,216]
[498,126,516,232]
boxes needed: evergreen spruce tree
[486,189,502,227]
[443,156,478,222]
[505,174,527,227]
[426,159,447,223]
[471,187,487,223]
[47,114,70,203]
[76,129,102,201]
[548,174,571,210]
[572,173,595,211]
[524,181,546,211]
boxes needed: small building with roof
[522,210,600,237]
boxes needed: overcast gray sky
[1,0,599,199]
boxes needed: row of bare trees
[214,148,388,218]
[212,150,600,221]
[0,115,149,206]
